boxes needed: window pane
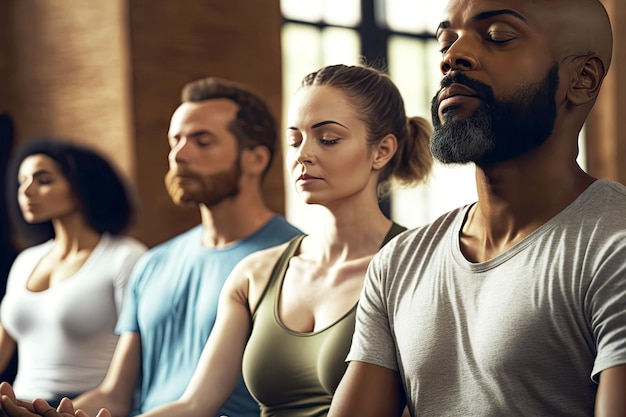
[282,25,361,119]
[322,0,361,26]
[322,28,361,66]
[281,0,323,22]
[282,24,324,99]
[282,0,360,26]
[388,36,440,118]
[388,35,477,228]
[383,0,447,33]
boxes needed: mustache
[166,169,200,180]
[438,71,495,102]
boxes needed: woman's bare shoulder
[226,241,292,307]
[242,241,291,268]
[230,240,291,283]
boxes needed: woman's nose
[294,139,315,165]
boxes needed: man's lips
[169,174,199,186]
[438,83,480,112]
[172,172,197,179]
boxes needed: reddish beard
[164,164,241,207]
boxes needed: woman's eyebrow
[311,120,348,129]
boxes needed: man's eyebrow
[188,130,214,138]
[473,9,527,23]
[168,129,214,139]
[436,9,527,35]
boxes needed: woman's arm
[0,326,16,375]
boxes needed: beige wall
[2,0,285,248]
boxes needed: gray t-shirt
[348,179,626,417]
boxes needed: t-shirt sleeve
[114,257,146,335]
[346,245,399,372]
[0,251,29,323]
[3,250,31,296]
[590,237,626,381]
[4,242,50,293]
[112,239,147,313]
[0,243,50,321]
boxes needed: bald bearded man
[328,0,626,416]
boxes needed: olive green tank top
[241,223,406,417]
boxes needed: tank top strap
[251,234,306,320]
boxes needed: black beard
[430,64,559,167]
[165,161,241,207]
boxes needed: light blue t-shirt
[116,216,302,417]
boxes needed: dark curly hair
[6,137,137,246]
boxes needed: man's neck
[460,161,594,262]
[198,197,274,249]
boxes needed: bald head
[530,0,613,72]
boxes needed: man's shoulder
[132,225,203,266]
[592,178,626,202]
[261,215,302,235]
[570,179,626,225]
[244,215,302,248]
[149,225,203,251]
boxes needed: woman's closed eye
[320,137,340,146]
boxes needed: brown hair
[181,77,277,175]
[301,64,433,197]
